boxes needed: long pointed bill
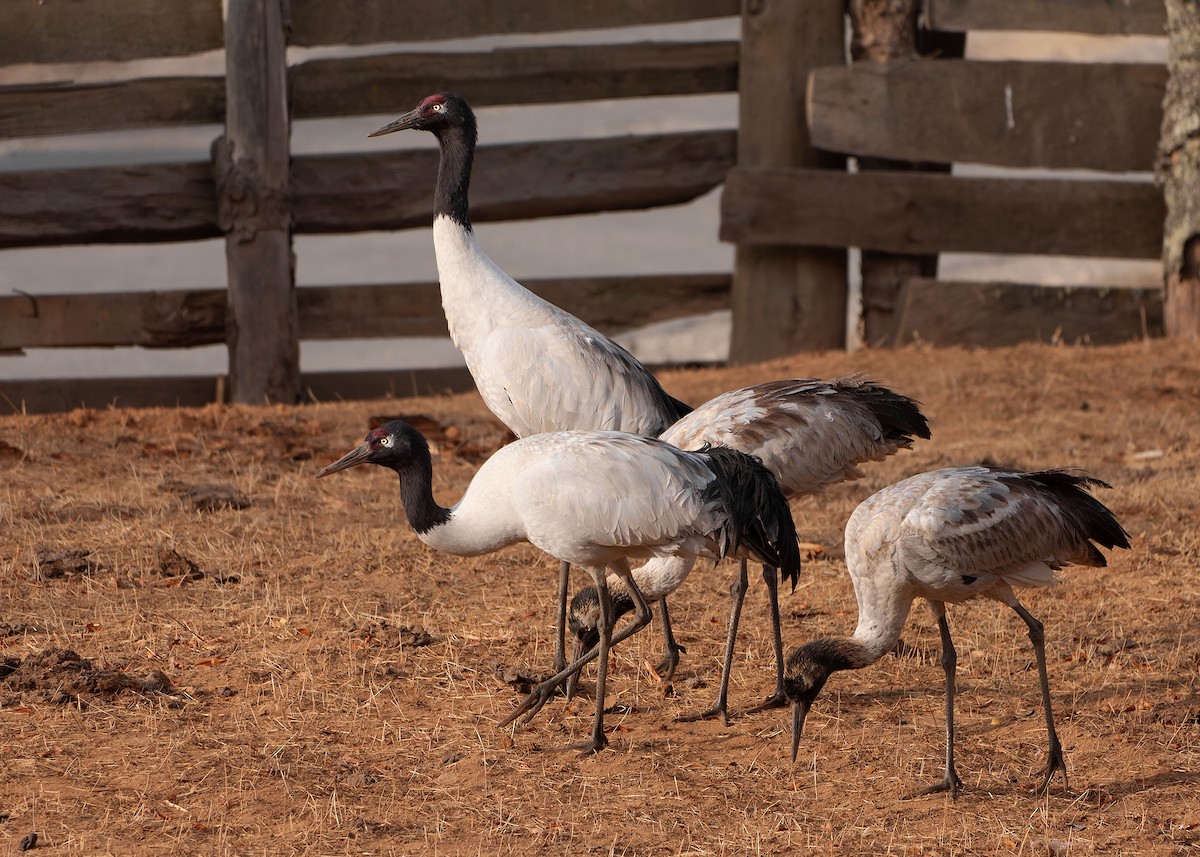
[316,443,372,478]
[368,108,422,138]
[790,700,809,762]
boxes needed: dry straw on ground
[1,341,1198,855]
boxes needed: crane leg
[553,560,570,680]
[1012,599,1067,794]
[744,563,788,714]
[501,564,652,734]
[654,597,687,687]
[675,557,749,726]
[571,563,652,754]
[904,603,964,798]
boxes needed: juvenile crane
[784,466,1130,796]
[369,92,691,674]
[317,420,800,753]
[567,377,930,723]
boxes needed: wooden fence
[723,0,1167,354]
[0,0,740,412]
[0,0,1173,413]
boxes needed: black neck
[432,113,476,231]
[391,438,452,535]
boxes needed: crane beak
[316,443,372,478]
[368,107,422,138]
[790,699,809,763]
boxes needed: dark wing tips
[856,382,932,443]
[1026,469,1132,552]
[701,446,802,588]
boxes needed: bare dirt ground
[1,340,1198,856]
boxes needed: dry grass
[1,340,1198,855]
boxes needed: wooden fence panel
[720,167,1164,258]
[0,131,732,249]
[0,368,478,415]
[892,279,1163,346]
[923,0,1166,35]
[808,60,1166,172]
[0,162,220,249]
[0,274,730,350]
[291,41,738,120]
[288,0,738,47]
[0,77,224,140]
[2,41,737,140]
[0,0,224,65]
[292,129,735,233]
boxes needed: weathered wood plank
[219,0,299,405]
[0,290,225,349]
[300,274,731,340]
[0,0,223,65]
[892,278,1163,346]
[728,0,847,363]
[0,131,731,249]
[0,77,225,140]
[0,274,730,350]
[0,41,736,140]
[720,167,1164,258]
[0,162,220,249]
[294,130,736,233]
[292,41,738,120]
[289,0,739,48]
[0,368,478,415]
[923,0,1167,35]
[808,60,1166,172]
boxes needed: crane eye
[378,435,393,448]
[431,103,445,113]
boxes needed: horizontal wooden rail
[288,0,739,48]
[808,60,1166,172]
[0,274,731,350]
[2,41,738,140]
[0,0,223,65]
[892,279,1163,347]
[0,368,477,415]
[0,129,734,249]
[720,167,1164,259]
[294,129,735,233]
[922,0,1166,35]
[290,40,739,122]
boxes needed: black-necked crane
[368,92,692,676]
[784,466,1130,797]
[317,420,800,753]
[566,376,931,723]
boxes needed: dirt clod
[152,546,203,581]
[18,832,37,852]
[33,547,102,579]
[1,649,178,705]
[164,481,250,511]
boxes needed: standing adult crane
[784,466,1130,796]
[368,92,692,675]
[317,420,800,753]
[566,376,930,723]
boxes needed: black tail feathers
[854,381,932,445]
[700,445,803,591]
[1025,469,1132,552]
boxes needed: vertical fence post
[850,0,964,347]
[214,0,300,404]
[1159,0,1200,341]
[727,0,848,364]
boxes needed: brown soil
[2,340,1198,855]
